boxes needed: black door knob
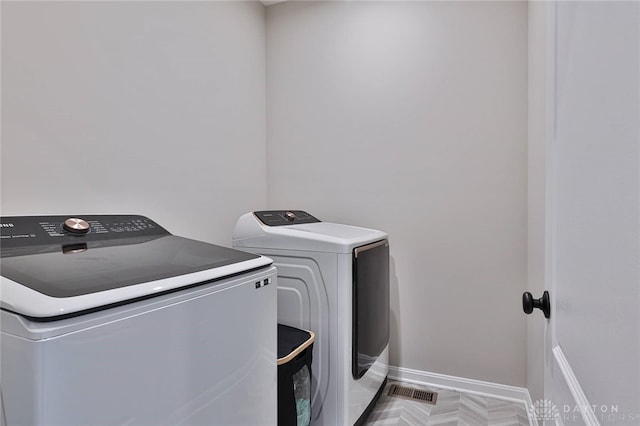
[522,291,550,318]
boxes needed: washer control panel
[254,210,320,226]
[0,215,169,249]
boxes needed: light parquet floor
[363,380,531,426]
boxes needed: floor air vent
[387,384,438,405]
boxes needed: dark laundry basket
[277,324,315,426]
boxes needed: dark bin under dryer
[277,324,315,426]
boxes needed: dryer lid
[233,211,388,253]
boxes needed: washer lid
[1,215,271,319]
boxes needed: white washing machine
[0,215,277,426]
[233,210,389,426]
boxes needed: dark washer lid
[0,215,271,319]
[2,235,260,298]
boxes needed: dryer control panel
[254,210,320,226]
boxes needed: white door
[540,1,640,425]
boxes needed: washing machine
[0,215,277,426]
[233,210,389,426]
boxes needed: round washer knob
[284,211,297,221]
[63,218,90,234]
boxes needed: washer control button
[284,211,297,221]
[63,218,90,234]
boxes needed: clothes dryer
[233,210,389,426]
[1,215,277,426]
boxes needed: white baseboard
[388,366,536,425]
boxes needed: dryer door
[352,240,389,379]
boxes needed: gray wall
[2,1,530,389]
[1,1,267,246]
[266,1,528,386]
